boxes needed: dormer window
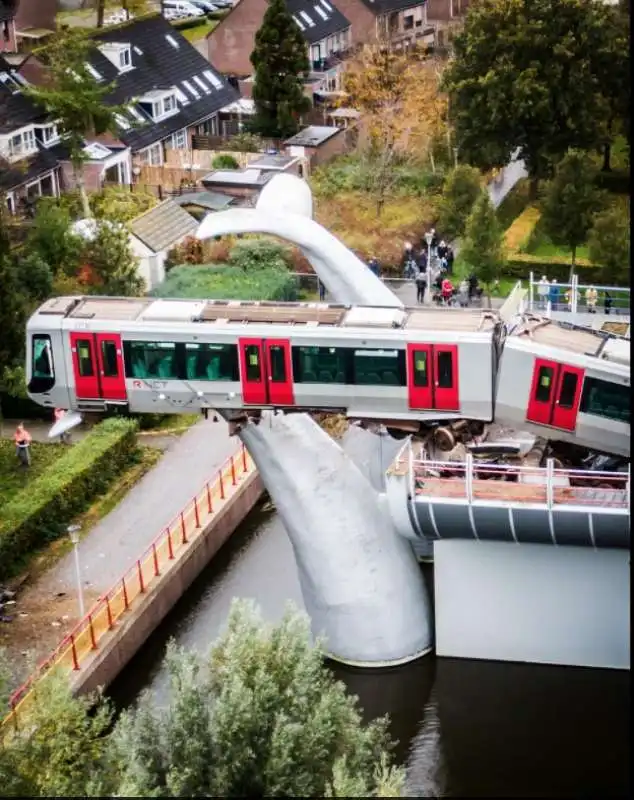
[37,123,60,147]
[6,127,37,160]
[138,89,179,121]
[97,42,133,74]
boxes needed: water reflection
[108,508,629,798]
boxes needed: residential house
[332,0,435,47]
[284,125,347,169]
[0,54,62,213]
[206,0,352,79]
[86,15,238,171]
[127,198,199,289]
[0,0,56,54]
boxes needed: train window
[32,334,54,379]
[535,366,555,403]
[268,346,286,383]
[412,350,428,387]
[292,346,350,383]
[76,339,94,377]
[101,341,119,378]
[558,371,578,409]
[353,349,406,386]
[185,343,239,381]
[579,377,630,424]
[244,345,262,382]
[126,341,178,380]
[436,351,453,389]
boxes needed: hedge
[504,206,542,252]
[0,418,139,581]
[504,256,607,284]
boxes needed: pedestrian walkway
[1,418,240,688]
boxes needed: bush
[165,235,205,270]
[91,186,157,223]
[504,206,542,252]
[228,238,292,271]
[212,153,240,170]
[437,164,482,239]
[0,418,139,581]
[503,255,608,284]
[152,263,299,301]
[227,132,264,153]
[594,169,630,195]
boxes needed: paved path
[34,418,239,598]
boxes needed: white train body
[26,296,630,457]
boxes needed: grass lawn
[0,440,65,509]
[179,19,217,41]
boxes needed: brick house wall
[14,0,56,32]
[286,129,348,168]
[206,0,269,77]
[332,0,377,43]
[60,160,104,194]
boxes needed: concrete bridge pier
[237,411,433,667]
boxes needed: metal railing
[528,272,630,316]
[4,444,255,731]
[410,456,629,511]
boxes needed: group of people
[536,277,611,314]
[401,231,457,305]
[13,408,71,469]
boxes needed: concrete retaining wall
[72,471,264,696]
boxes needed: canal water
[108,503,630,798]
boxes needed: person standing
[585,285,598,313]
[368,256,380,278]
[14,423,32,468]
[604,291,613,315]
[415,269,427,304]
[457,278,470,307]
[54,407,71,444]
[537,275,550,310]
[437,240,448,261]
[549,279,560,311]
[441,276,454,305]
[445,245,455,275]
[318,279,326,302]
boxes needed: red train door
[239,338,267,405]
[95,333,127,400]
[70,332,100,399]
[526,358,560,425]
[551,365,585,430]
[265,339,295,406]
[407,343,433,409]
[433,345,460,411]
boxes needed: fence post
[152,542,160,577]
[242,444,248,473]
[180,511,188,544]
[206,482,213,513]
[88,614,97,650]
[194,496,201,528]
[546,458,554,509]
[137,559,145,593]
[219,469,225,500]
[529,271,534,311]
[106,594,113,630]
[167,527,174,560]
[70,633,80,671]
[230,456,237,486]
[571,273,579,314]
[465,453,474,503]
[122,576,129,610]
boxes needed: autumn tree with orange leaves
[342,43,448,216]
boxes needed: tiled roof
[0,144,59,191]
[285,0,350,44]
[87,15,238,152]
[358,0,427,14]
[0,80,47,134]
[172,191,235,211]
[128,198,199,253]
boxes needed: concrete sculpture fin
[238,411,432,666]
[195,174,401,308]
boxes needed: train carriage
[26,296,630,457]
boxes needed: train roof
[509,314,630,368]
[34,296,501,334]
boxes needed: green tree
[0,209,28,384]
[461,190,507,306]
[25,201,82,276]
[91,186,158,224]
[442,0,621,198]
[437,164,482,239]
[111,600,404,797]
[85,222,144,296]
[588,207,630,285]
[249,0,311,138]
[23,29,127,218]
[541,151,602,269]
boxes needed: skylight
[299,11,315,26]
[165,34,179,49]
[174,87,190,105]
[194,74,211,94]
[133,45,143,55]
[314,4,328,19]
[182,79,200,99]
[114,113,131,130]
[321,0,333,9]
[85,62,103,81]
[203,69,223,89]
[128,105,146,122]
[293,14,305,30]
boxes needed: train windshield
[29,334,55,392]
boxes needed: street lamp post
[67,524,85,619]
[424,231,434,304]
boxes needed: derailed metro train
[26,295,630,457]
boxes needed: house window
[327,36,334,53]
[38,124,59,146]
[8,128,36,158]
[120,48,131,70]
[171,129,187,149]
[152,101,162,119]
[404,15,414,29]
[311,44,321,63]
[139,143,163,166]
[163,94,176,114]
